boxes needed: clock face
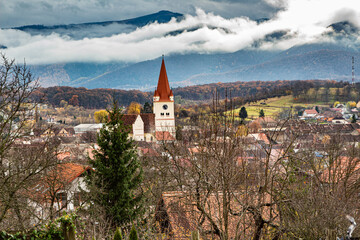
[162,104,168,110]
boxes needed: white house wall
[132,115,145,141]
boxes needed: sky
[0,0,359,64]
[0,0,282,28]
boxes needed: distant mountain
[30,49,276,89]
[11,10,183,39]
[328,21,359,35]
[15,10,183,31]
[188,48,360,84]
[29,42,360,89]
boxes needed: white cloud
[1,0,360,64]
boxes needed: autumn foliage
[127,102,141,114]
[94,110,109,123]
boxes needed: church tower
[153,57,175,135]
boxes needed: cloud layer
[1,0,360,64]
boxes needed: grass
[227,95,330,120]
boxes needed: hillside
[32,80,345,109]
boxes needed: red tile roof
[156,131,175,141]
[155,191,276,239]
[59,163,91,183]
[304,109,318,115]
[29,163,91,203]
[140,147,159,156]
[320,157,360,183]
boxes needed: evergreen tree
[259,109,265,118]
[315,106,320,113]
[141,102,153,113]
[113,227,123,240]
[129,225,138,240]
[351,114,357,123]
[239,107,248,124]
[86,102,143,226]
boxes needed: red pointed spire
[154,57,172,101]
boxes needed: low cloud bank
[1,0,359,64]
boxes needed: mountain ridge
[13,10,183,31]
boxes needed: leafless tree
[0,54,39,154]
[0,54,61,231]
[151,104,298,240]
[0,140,60,231]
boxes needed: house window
[161,113,164,116]
[166,113,170,116]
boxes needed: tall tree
[87,102,143,227]
[127,102,141,114]
[259,109,265,118]
[113,227,123,240]
[94,109,109,123]
[141,102,152,113]
[315,106,320,113]
[239,106,248,123]
[129,225,139,240]
[0,54,60,230]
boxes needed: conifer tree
[113,227,123,240]
[259,109,265,118]
[239,106,248,124]
[351,114,357,123]
[142,102,153,113]
[87,101,143,226]
[129,225,138,240]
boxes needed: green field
[227,95,330,120]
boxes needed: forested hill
[32,80,346,109]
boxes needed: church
[122,57,176,142]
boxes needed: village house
[301,109,318,119]
[29,163,91,221]
[32,127,75,138]
[74,123,104,134]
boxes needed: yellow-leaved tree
[127,102,141,114]
[94,110,109,123]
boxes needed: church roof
[140,113,155,133]
[121,114,139,131]
[154,58,173,101]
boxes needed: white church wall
[153,101,175,134]
[132,115,145,141]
